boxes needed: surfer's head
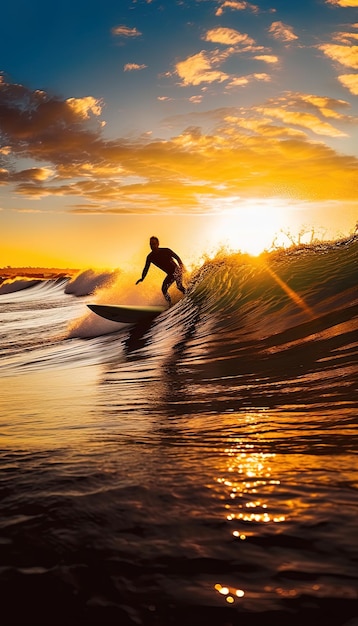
[150,236,159,251]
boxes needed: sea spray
[66,266,175,338]
[64,268,119,296]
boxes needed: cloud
[318,43,358,69]
[226,73,271,89]
[12,168,54,182]
[338,73,358,94]
[175,50,230,86]
[254,92,351,137]
[253,54,279,64]
[124,63,147,71]
[0,79,357,211]
[268,21,298,42]
[203,28,256,48]
[332,30,358,44]
[297,93,350,117]
[317,28,358,91]
[224,115,307,139]
[0,79,104,165]
[189,95,204,104]
[325,0,358,6]
[252,73,271,81]
[66,97,103,119]
[175,27,265,88]
[0,168,9,184]
[111,25,142,37]
[226,76,249,88]
[215,1,260,16]
[255,107,346,137]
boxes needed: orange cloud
[318,44,358,69]
[176,27,267,88]
[0,168,10,183]
[338,73,358,94]
[215,1,260,16]
[298,93,350,119]
[255,93,351,137]
[226,73,271,89]
[0,79,357,212]
[12,168,54,182]
[66,97,103,119]
[203,28,256,48]
[253,54,279,64]
[256,107,347,136]
[175,50,230,86]
[333,31,358,44]
[223,115,307,139]
[268,21,298,42]
[325,0,358,6]
[226,76,250,88]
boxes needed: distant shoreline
[0,268,79,282]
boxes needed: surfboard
[87,303,166,324]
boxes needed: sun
[211,199,292,256]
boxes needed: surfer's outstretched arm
[136,255,151,284]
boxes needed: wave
[1,236,357,413]
[68,234,358,338]
[187,234,358,339]
[0,277,44,295]
[64,268,119,296]
[156,235,357,413]
[0,268,119,297]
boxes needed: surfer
[136,236,186,306]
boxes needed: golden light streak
[264,264,316,319]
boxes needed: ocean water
[1,238,357,626]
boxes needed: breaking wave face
[142,235,357,416]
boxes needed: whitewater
[1,237,357,626]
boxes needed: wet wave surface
[1,238,357,625]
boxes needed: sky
[0,0,357,269]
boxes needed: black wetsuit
[141,248,186,304]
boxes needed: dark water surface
[1,240,357,625]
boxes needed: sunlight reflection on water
[0,366,101,449]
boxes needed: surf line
[264,265,315,320]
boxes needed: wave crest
[64,269,119,296]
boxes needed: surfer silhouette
[136,236,186,306]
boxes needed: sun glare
[212,199,291,256]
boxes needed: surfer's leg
[162,274,174,305]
